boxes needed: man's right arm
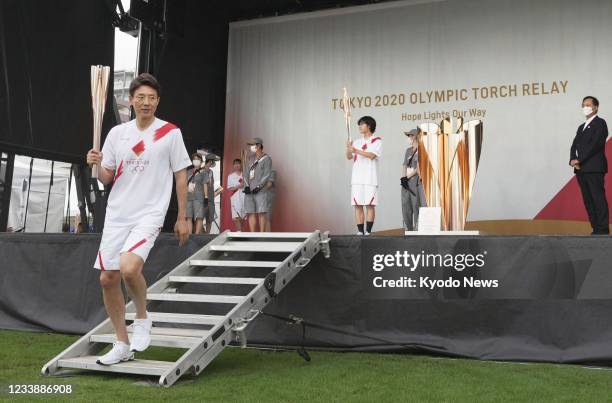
[346,139,354,160]
[86,149,115,184]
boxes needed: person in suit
[570,96,610,235]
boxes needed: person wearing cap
[243,138,273,232]
[187,152,206,234]
[202,153,223,234]
[401,128,426,230]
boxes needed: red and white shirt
[351,135,382,185]
[101,118,191,227]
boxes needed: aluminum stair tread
[91,333,200,348]
[58,356,173,376]
[189,260,280,268]
[125,312,224,325]
[123,326,211,338]
[147,293,244,304]
[169,275,263,285]
[210,241,301,252]
[227,232,311,238]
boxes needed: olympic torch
[342,87,352,142]
[90,65,111,179]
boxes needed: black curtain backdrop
[0,0,115,163]
[138,0,229,157]
[2,233,612,364]
[133,0,230,231]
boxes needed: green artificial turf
[1,329,611,402]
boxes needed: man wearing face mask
[401,128,427,231]
[202,153,222,234]
[187,153,205,234]
[243,138,273,232]
[570,96,610,235]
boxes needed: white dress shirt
[583,114,597,131]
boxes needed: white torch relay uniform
[227,171,246,219]
[351,135,382,206]
[94,118,191,271]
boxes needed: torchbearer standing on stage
[346,116,382,235]
[86,73,191,365]
[243,138,273,232]
[401,128,427,231]
[227,158,246,231]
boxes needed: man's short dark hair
[233,158,241,165]
[358,116,376,133]
[129,73,161,97]
[583,96,599,107]
[191,153,201,160]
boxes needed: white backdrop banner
[223,0,612,233]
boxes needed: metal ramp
[42,230,330,387]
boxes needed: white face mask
[250,145,257,153]
[192,160,201,167]
[583,106,594,116]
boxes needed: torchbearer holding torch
[345,116,382,235]
[85,73,191,365]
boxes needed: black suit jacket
[570,115,609,173]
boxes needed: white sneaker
[364,232,371,236]
[356,231,364,236]
[96,341,133,365]
[130,313,152,352]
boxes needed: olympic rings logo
[129,165,146,173]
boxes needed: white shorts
[231,201,246,219]
[351,184,378,206]
[94,224,161,271]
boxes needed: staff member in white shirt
[226,158,246,231]
[345,116,382,235]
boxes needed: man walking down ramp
[86,73,191,365]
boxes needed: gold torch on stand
[418,118,483,231]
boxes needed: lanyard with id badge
[249,154,267,181]
[187,169,200,192]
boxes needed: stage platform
[1,233,612,364]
